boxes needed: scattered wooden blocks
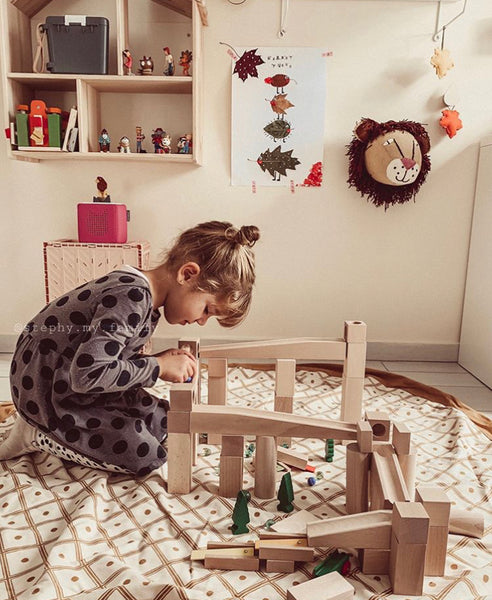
[287,570,355,600]
[277,446,309,470]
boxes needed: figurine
[163,47,174,76]
[177,133,192,154]
[98,128,110,152]
[179,50,192,76]
[277,472,294,513]
[161,132,172,153]
[136,126,146,153]
[95,176,108,200]
[151,127,168,153]
[118,136,131,153]
[122,49,133,75]
[231,490,251,535]
[138,56,154,75]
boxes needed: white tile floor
[1,353,490,419]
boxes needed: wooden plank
[204,556,260,571]
[191,546,254,560]
[287,570,355,600]
[189,405,357,440]
[207,541,255,550]
[276,446,309,470]
[258,531,307,540]
[256,538,307,549]
[200,339,347,360]
[307,511,392,549]
[271,510,320,536]
[449,508,485,538]
[259,545,315,562]
[10,0,51,18]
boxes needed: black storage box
[43,16,109,74]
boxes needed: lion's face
[364,130,422,187]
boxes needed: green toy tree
[277,472,294,513]
[231,490,251,535]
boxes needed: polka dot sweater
[9,268,169,475]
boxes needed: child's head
[163,221,260,327]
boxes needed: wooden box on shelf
[0,0,205,163]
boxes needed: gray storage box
[43,15,109,74]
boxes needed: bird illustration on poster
[229,46,328,187]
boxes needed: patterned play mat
[0,364,490,600]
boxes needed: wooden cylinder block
[254,436,277,499]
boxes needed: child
[7,221,260,476]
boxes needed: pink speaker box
[77,200,129,243]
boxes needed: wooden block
[389,532,427,596]
[256,538,307,549]
[340,376,364,423]
[344,342,366,378]
[415,486,451,526]
[179,338,200,357]
[200,339,347,361]
[207,358,227,445]
[190,405,358,441]
[307,510,392,549]
[392,422,412,455]
[358,548,390,574]
[345,443,370,514]
[207,541,255,550]
[167,411,190,433]
[392,502,430,545]
[287,570,355,600]
[204,556,260,571]
[276,446,309,470]
[208,357,227,378]
[221,435,244,457]
[449,508,485,538]
[424,525,448,576]
[397,452,416,501]
[275,359,296,397]
[275,396,294,413]
[169,385,194,411]
[258,531,307,540]
[167,432,193,494]
[259,545,315,562]
[271,509,319,536]
[371,445,411,506]
[344,320,367,343]
[219,455,244,498]
[192,546,254,560]
[356,420,373,453]
[254,436,277,499]
[265,559,295,573]
[365,411,390,441]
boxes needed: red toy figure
[179,50,192,76]
[439,109,463,139]
[122,49,133,75]
[151,127,166,153]
[29,99,49,146]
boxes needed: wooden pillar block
[287,570,355,600]
[344,320,367,343]
[392,421,412,455]
[167,432,193,494]
[345,442,370,514]
[219,455,244,498]
[389,502,430,596]
[344,341,367,378]
[340,376,364,423]
[207,357,227,445]
[275,359,296,446]
[416,486,451,576]
[358,549,390,574]
[254,436,277,499]
[356,420,373,453]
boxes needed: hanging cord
[278,0,289,38]
[441,26,446,50]
[32,24,46,73]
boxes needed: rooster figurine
[95,176,109,201]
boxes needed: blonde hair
[163,221,260,327]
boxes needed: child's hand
[153,348,197,383]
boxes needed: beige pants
[0,417,37,460]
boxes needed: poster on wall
[230,46,328,187]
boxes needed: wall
[1,0,491,357]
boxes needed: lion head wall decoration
[347,118,431,209]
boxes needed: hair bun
[225,225,260,247]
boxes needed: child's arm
[69,286,160,394]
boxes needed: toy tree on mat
[232,490,251,534]
[277,472,294,513]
